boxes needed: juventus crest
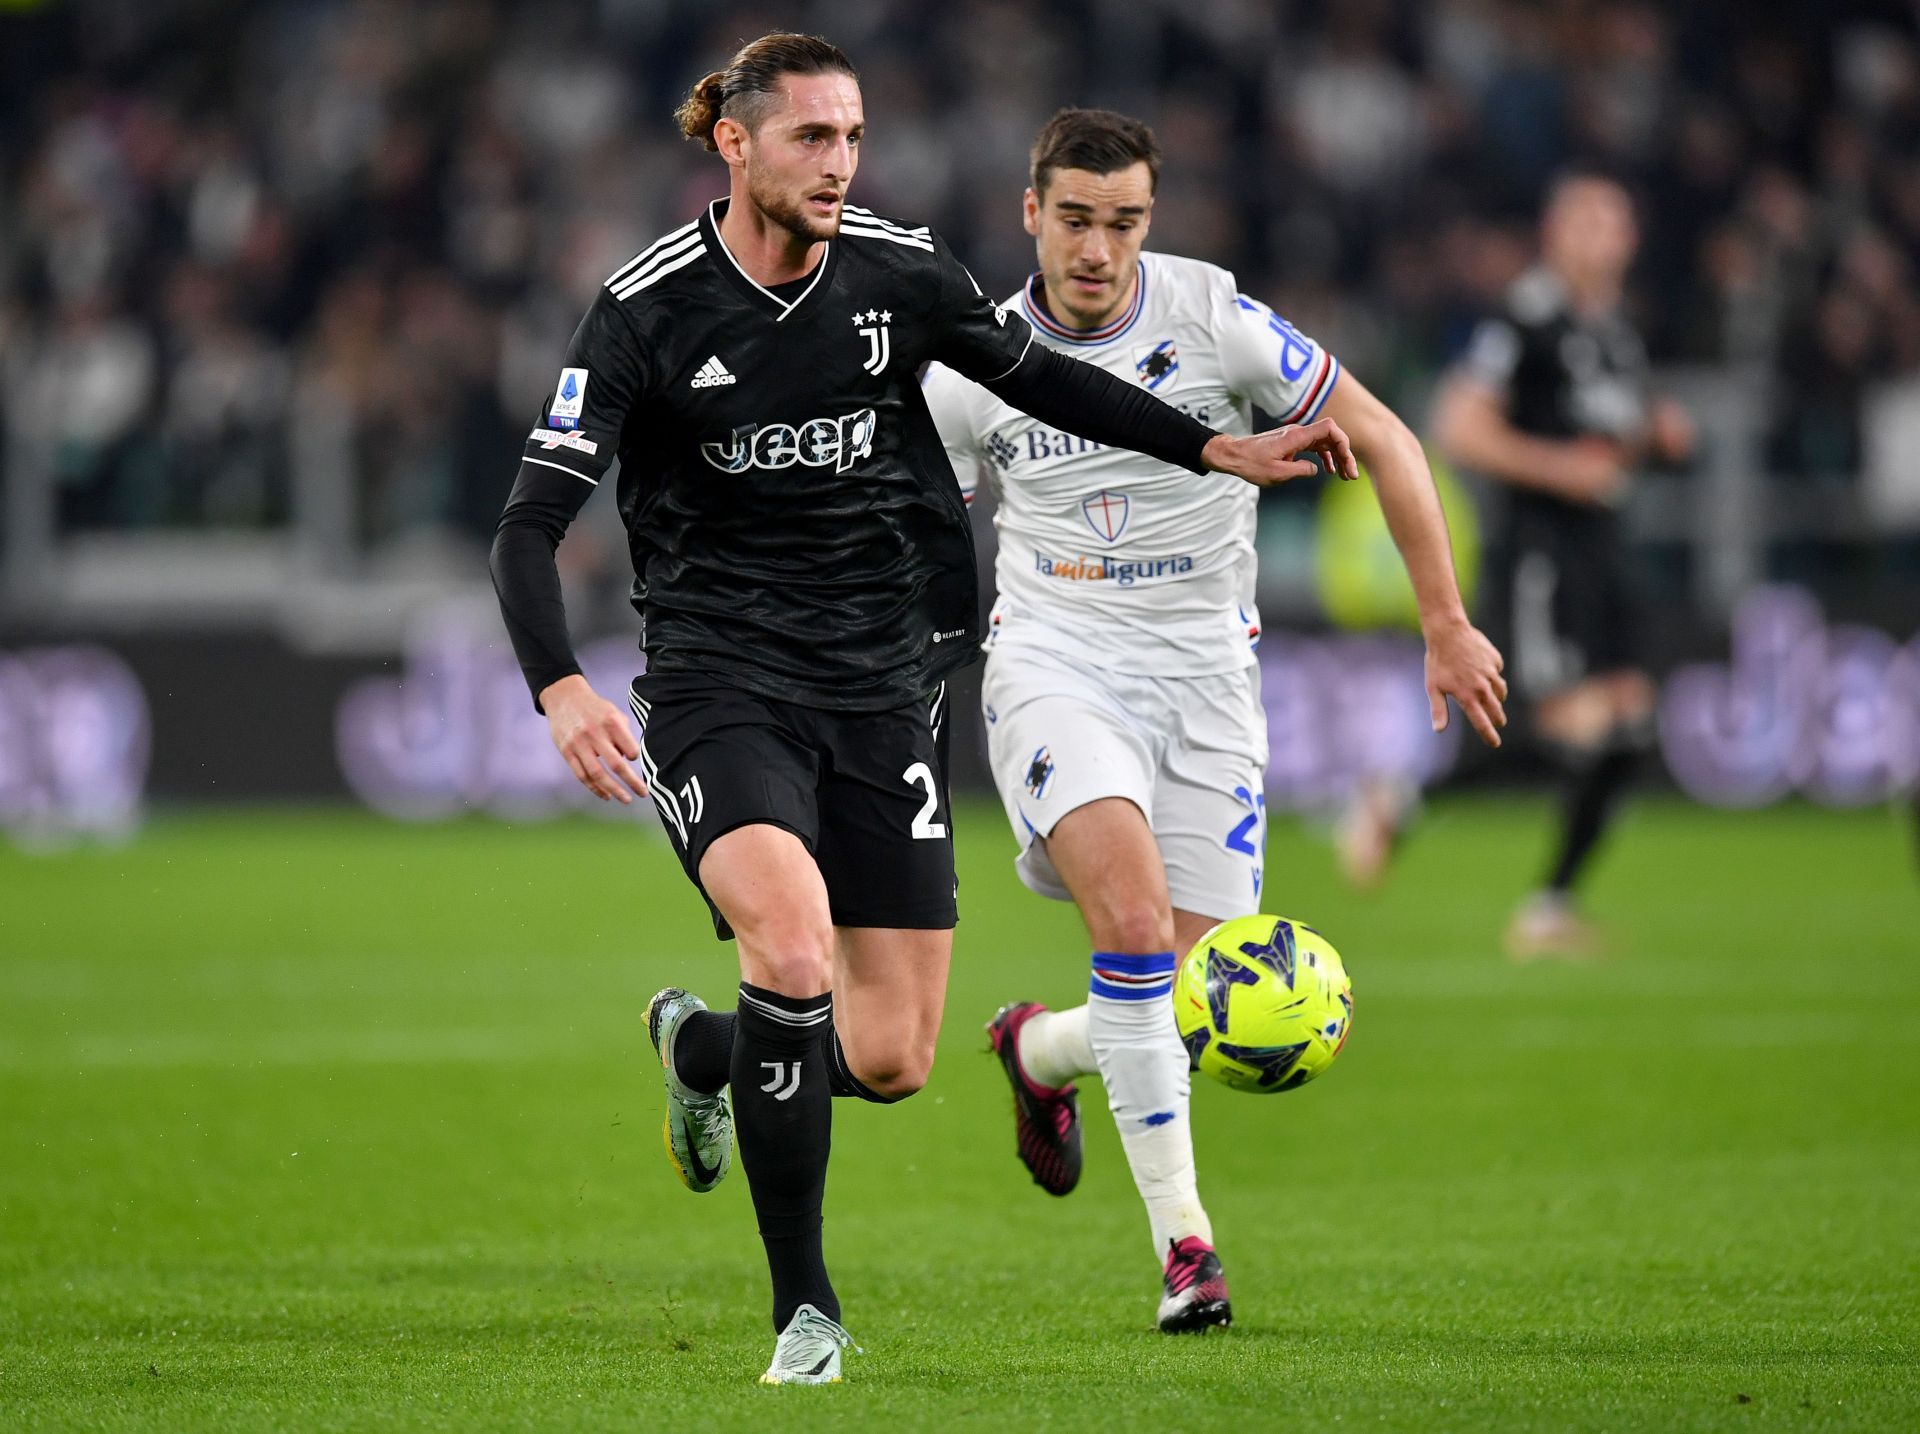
[852,308,893,375]
[760,1061,802,1101]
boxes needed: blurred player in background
[492,41,1357,1383]
[924,109,1505,1332]
[1428,170,1694,959]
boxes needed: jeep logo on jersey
[1135,340,1179,391]
[1082,489,1130,543]
[700,408,878,475]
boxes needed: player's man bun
[1030,108,1162,196]
[674,33,858,152]
[676,70,729,149]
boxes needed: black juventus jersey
[1458,266,1652,527]
[493,198,1217,712]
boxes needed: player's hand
[540,674,648,804]
[1202,418,1359,488]
[1647,397,1695,466]
[1424,617,1508,749]
[1558,438,1628,505]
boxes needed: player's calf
[1087,950,1215,1257]
[827,925,950,1100]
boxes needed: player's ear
[1022,188,1041,238]
[713,115,750,170]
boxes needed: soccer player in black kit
[1432,171,1693,960]
[489,33,1357,1383]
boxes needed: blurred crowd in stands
[3,0,1919,551]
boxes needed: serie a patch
[548,368,588,429]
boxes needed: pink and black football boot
[985,1002,1082,1196]
[1157,1236,1232,1333]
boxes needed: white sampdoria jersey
[924,251,1341,676]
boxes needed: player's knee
[1092,898,1176,956]
[849,1044,934,1099]
[1537,684,1613,753]
[738,927,834,996]
[1609,670,1657,723]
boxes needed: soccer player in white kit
[924,109,1509,1331]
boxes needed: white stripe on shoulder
[608,232,703,295]
[604,221,699,288]
[838,223,935,253]
[842,206,931,237]
[521,455,598,485]
[840,217,934,244]
[609,229,700,287]
[614,242,707,299]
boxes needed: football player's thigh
[1531,542,1622,744]
[630,674,823,943]
[810,699,956,1085]
[1503,538,1580,704]
[1591,551,1656,718]
[1155,671,1270,923]
[812,697,958,935]
[984,659,1156,902]
[832,925,951,1092]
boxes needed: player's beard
[749,171,840,244]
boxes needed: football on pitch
[1173,914,1354,1094]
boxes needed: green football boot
[645,987,733,1192]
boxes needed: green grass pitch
[2,797,1917,1431]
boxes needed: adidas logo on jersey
[690,356,736,389]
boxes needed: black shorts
[1491,505,1645,700]
[628,672,957,940]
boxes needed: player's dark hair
[1029,108,1162,197]
[1542,163,1636,214]
[676,33,859,152]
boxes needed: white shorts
[981,643,1270,921]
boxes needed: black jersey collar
[701,199,838,322]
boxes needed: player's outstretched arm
[1324,371,1508,749]
[981,343,1354,485]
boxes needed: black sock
[732,982,837,1330]
[822,1003,903,1104]
[1546,745,1639,893]
[671,1008,736,1095]
[677,1006,901,1103]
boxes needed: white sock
[1015,1003,1094,1088]
[1086,951,1212,1261]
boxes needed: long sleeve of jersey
[984,342,1216,475]
[491,288,651,709]
[490,469,595,708]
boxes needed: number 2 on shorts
[902,761,947,840]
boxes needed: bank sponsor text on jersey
[990,404,1214,470]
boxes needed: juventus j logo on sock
[760,1061,802,1101]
